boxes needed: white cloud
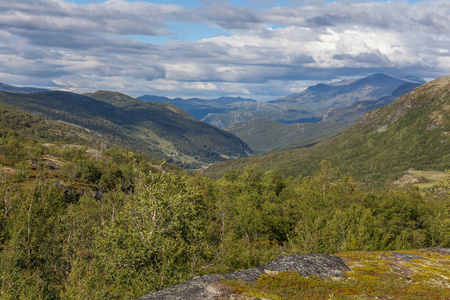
[0,0,448,100]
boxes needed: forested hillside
[0,90,251,167]
[0,103,449,299]
[206,76,450,182]
[85,90,251,163]
[225,118,351,154]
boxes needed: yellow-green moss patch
[223,249,450,300]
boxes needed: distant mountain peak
[271,74,426,111]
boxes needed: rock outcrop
[138,254,350,300]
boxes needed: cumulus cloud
[0,0,448,100]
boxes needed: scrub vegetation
[0,77,449,299]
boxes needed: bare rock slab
[138,253,350,300]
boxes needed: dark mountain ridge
[0,90,252,167]
[86,90,252,159]
[0,82,50,93]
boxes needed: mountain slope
[225,118,351,154]
[322,82,422,123]
[205,76,450,182]
[0,102,113,165]
[85,91,252,162]
[0,90,251,166]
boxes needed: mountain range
[0,74,439,176]
[138,74,426,155]
[223,75,424,153]
[271,74,424,111]
[205,76,450,182]
[0,74,429,160]
[140,74,424,129]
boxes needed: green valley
[225,118,351,154]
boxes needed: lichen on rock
[138,254,350,300]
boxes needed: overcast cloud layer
[0,0,449,100]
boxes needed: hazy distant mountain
[0,82,49,93]
[207,75,425,153]
[321,82,422,123]
[205,76,450,182]
[138,95,256,120]
[173,74,425,128]
[270,74,425,112]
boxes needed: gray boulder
[138,253,350,300]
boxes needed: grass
[394,170,449,190]
[220,249,450,299]
[409,170,449,189]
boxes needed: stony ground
[139,248,450,300]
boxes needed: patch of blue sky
[123,22,231,44]
[267,24,287,30]
[122,34,172,44]
[227,0,292,8]
[66,0,104,4]
[167,22,231,42]
[142,0,203,8]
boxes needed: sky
[0,0,449,100]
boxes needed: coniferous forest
[0,101,449,299]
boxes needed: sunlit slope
[205,76,450,182]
